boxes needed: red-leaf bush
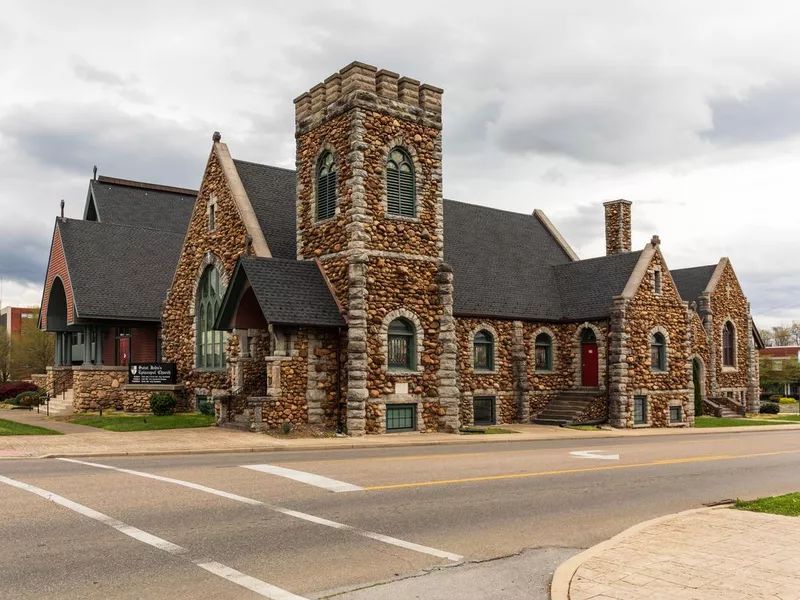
[0,381,39,402]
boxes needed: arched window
[581,328,596,343]
[651,332,666,371]
[388,318,415,370]
[316,151,337,221]
[196,266,225,369]
[535,333,553,371]
[473,330,494,371]
[386,147,415,217]
[723,322,735,367]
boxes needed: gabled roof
[57,218,184,322]
[85,176,197,234]
[233,160,297,260]
[216,256,346,329]
[555,251,645,320]
[671,264,717,306]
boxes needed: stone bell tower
[294,61,458,435]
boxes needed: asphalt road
[2,429,800,599]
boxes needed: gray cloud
[73,59,129,87]
[704,81,800,145]
[0,226,51,286]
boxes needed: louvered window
[316,152,337,221]
[386,148,415,217]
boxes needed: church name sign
[128,363,177,385]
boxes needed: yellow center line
[362,449,800,491]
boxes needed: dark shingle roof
[671,265,717,306]
[235,257,345,327]
[233,160,297,260]
[58,219,184,321]
[236,161,643,322]
[88,178,196,234]
[443,200,576,320]
[555,251,643,320]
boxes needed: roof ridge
[232,158,296,173]
[62,218,186,237]
[443,198,541,219]
[672,264,717,272]
[95,175,198,196]
[559,250,643,267]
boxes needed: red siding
[132,327,158,363]
[41,227,75,329]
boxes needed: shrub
[779,397,798,404]
[198,400,215,416]
[16,391,43,407]
[769,395,782,402]
[149,392,176,416]
[0,381,38,401]
[760,402,780,414]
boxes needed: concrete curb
[549,504,732,600]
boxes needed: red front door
[581,343,599,387]
[118,337,130,366]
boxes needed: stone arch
[720,318,738,369]
[469,322,499,373]
[378,136,424,220]
[310,141,340,224]
[649,325,671,372]
[379,308,425,372]
[690,353,707,402]
[531,326,557,373]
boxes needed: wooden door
[118,337,130,366]
[581,343,599,387]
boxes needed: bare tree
[760,328,775,347]
[0,327,10,383]
[772,325,793,347]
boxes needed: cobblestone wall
[710,261,750,395]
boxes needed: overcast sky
[1,1,798,328]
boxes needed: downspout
[335,326,343,434]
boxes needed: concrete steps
[44,390,74,416]
[534,389,601,426]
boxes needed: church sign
[128,363,177,385]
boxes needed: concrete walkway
[553,507,800,600]
[2,409,800,459]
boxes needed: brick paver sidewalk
[563,507,800,600]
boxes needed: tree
[760,328,775,347]
[760,356,800,396]
[791,321,800,346]
[0,327,10,383]
[10,317,54,379]
[772,325,793,347]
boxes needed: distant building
[760,346,800,397]
[0,306,38,336]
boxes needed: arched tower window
[316,151,337,221]
[388,318,415,370]
[723,322,735,367]
[473,330,494,371]
[535,333,553,371]
[196,265,225,369]
[651,332,667,371]
[386,147,415,217]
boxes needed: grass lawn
[694,416,795,428]
[0,418,63,436]
[68,413,215,432]
[734,492,800,517]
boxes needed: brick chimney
[603,199,632,255]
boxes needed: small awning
[215,256,346,331]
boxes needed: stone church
[38,61,762,433]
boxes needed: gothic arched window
[473,330,494,371]
[388,318,415,370]
[651,332,667,371]
[386,147,415,217]
[316,151,337,221]
[723,322,735,367]
[535,333,553,371]
[196,266,225,369]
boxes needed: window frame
[386,403,417,432]
[473,330,495,372]
[653,268,662,295]
[633,395,648,425]
[669,405,682,424]
[722,321,736,368]
[196,265,226,370]
[387,318,415,371]
[472,396,496,426]
[534,333,553,372]
[650,332,667,372]
[315,151,337,222]
[386,147,416,218]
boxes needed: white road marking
[241,464,364,493]
[0,474,306,600]
[570,450,620,461]
[58,458,463,562]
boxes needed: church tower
[294,62,458,435]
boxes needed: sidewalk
[552,506,800,600]
[3,409,800,459]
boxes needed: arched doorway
[692,357,706,416]
[581,328,599,387]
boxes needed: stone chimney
[603,199,632,255]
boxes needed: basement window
[473,397,496,426]
[633,395,647,425]
[669,405,682,423]
[386,404,416,432]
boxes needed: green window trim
[386,147,415,217]
[388,318,416,371]
[534,333,553,371]
[634,395,647,425]
[473,330,494,371]
[473,396,496,426]
[316,151,337,222]
[650,332,667,371]
[669,405,682,423]
[196,266,226,370]
[386,404,416,432]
